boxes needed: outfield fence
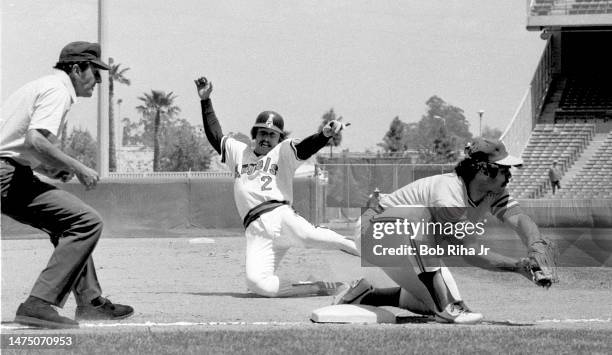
[314,163,454,224]
[2,167,611,237]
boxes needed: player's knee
[246,274,280,297]
[78,208,104,240]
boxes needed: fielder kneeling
[334,138,557,324]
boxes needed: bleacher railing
[501,38,553,158]
[107,171,233,179]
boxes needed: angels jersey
[379,172,522,223]
[221,136,303,220]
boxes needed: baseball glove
[517,237,559,288]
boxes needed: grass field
[3,325,612,354]
[1,229,611,354]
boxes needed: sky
[1,0,546,152]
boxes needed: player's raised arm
[195,76,223,154]
[294,120,347,160]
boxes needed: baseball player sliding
[194,76,358,297]
[334,138,557,324]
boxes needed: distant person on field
[0,41,133,329]
[548,161,562,195]
[366,187,381,208]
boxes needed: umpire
[0,41,133,328]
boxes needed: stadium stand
[530,0,554,16]
[507,6,612,200]
[569,0,612,15]
[530,0,612,16]
[555,76,612,124]
[554,130,612,198]
[507,123,596,199]
[559,77,612,110]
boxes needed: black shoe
[15,297,79,329]
[75,297,134,320]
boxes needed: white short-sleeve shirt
[0,70,76,167]
[379,172,521,223]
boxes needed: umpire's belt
[243,200,290,229]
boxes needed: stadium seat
[512,123,612,199]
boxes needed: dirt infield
[1,230,611,353]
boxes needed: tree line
[61,59,502,171]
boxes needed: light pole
[433,115,446,129]
[117,98,122,147]
[478,110,484,136]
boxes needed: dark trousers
[1,159,102,307]
[551,180,561,194]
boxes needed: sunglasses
[92,67,101,81]
[479,162,512,179]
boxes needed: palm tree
[108,57,131,171]
[136,90,181,171]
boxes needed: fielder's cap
[251,111,284,136]
[58,41,110,70]
[464,137,523,166]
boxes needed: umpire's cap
[464,137,523,166]
[251,111,284,138]
[58,41,110,70]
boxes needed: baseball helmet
[250,111,285,139]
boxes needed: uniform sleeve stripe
[221,136,228,163]
[289,140,301,160]
[505,200,519,209]
[492,195,510,207]
[493,200,520,218]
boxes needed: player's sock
[439,267,462,300]
[360,286,402,307]
[418,269,458,313]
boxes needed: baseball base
[310,304,409,324]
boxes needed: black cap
[464,137,523,166]
[57,41,110,70]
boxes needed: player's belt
[243,200,290,229]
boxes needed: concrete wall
[1,177,316,236]
[2,178,610,237]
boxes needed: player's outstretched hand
[516,237,558,288]
[194,77,213,100]
[323,119,350,138]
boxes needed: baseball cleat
[314,281,349,296]
[332,278,374,305]
[434,301,483,324]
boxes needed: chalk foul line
[1,318,610,330]
[536,318,611,323]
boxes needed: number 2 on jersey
[261,176,272,191]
